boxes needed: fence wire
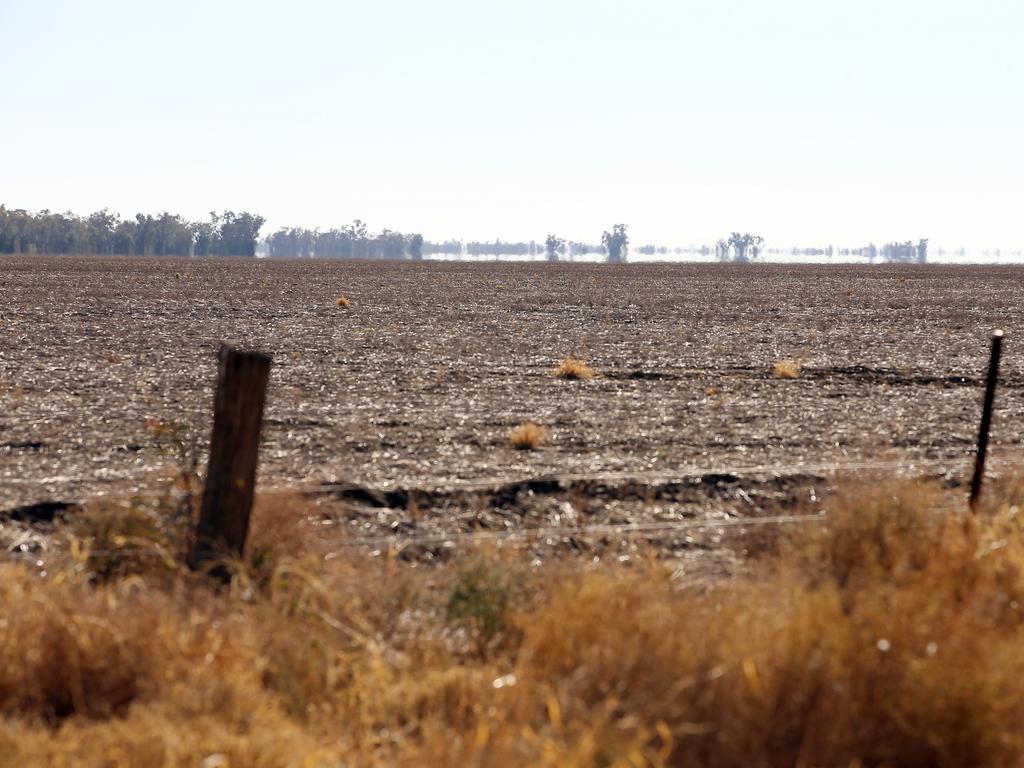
[3,451,1015,564]
[10,452,988,503]
[3,510,828,565]
[321,512,827,555]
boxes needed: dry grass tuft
[507,421,546,450]
[11,478,1024,765]
[772,359,802,379]
[335,295,350,307]
[445,552,529,656]
[65,501,184,583]
[552,356,598,380]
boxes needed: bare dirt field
[3,256,1024,563]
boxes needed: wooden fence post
[189,344,272,578]
[969,330,1003,513]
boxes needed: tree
[726,232,764,262]
[193,217,219,256]
[375,229,406,259]
[348,219,370,259]
[880,240,927,263]
[601,224,629,262]
[916,238,928,264]
[86,209,118,254]
[715,239,730,261]
[0,205,272,257]
[408,233,424,260]
[215,211,265,256]
[153,212,194,256]
[545,234,565,261]
[112,219,136,255]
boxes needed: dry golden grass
[507,421,546,450]
[9,478,1024,765]
[772,359,802,379]
[336,294,351,307]
[552,356,597,380]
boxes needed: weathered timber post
[969,330,1003,513]
[189,344,272,577]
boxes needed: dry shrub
[0,548,433,765]
[0,567,262,725]
[336,295,350,307]
[445,552,528,656]
[552,357,597,380]
[65,501,187,583]
[0,710,326,767]
[507,421,546,451]
[245,492,324,585]
[772,359,801,379]
[10,480,1024,766]
[59,491,315,588]
[783,480,950,587]
[414,483,1024,767]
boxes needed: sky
[1,0,1022,250]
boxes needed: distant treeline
[765,240,929,263]
[267,231,613,259]
[264,222,422,260]
[1,204,937,264]
[0,206,265,257]
[423,240,604,258]
[264,230,608,259]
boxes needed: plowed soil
[3,256,1023,565]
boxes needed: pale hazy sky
[2,0,1021,249]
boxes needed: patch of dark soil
[802,365,985,388]
[4,500,78,523]
[315,469,819,520]
[1,441,45,451]
[605,370,686,381]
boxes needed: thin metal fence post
[970,330,1003,513]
